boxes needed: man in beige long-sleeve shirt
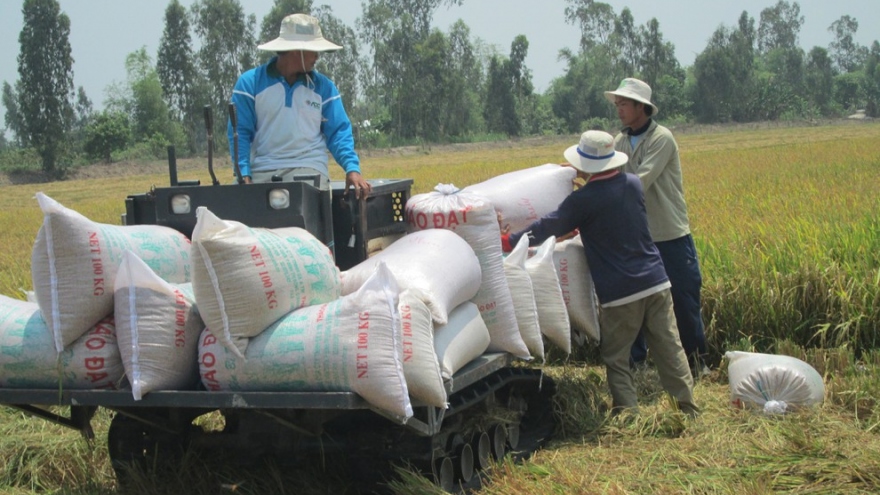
[605,78,708,375]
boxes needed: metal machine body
[123,174,411,271]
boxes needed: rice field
[0,121,879,494]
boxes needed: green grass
[1,122,880,493]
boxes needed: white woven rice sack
[341,228,481,326]
[553,235,600,344]
[406,184,529,359]
[433,302,491,381]
[726,351,825,414]
[525,237,571,354]
[191,207,341,358]
[199,262,412,421]
[31,192,191,353]
[0,295,122,389]
[114,251,203,400]
[503,235,543,361]
[462,164,576,234]
[399,289,447,408]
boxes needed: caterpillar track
[1,354,555,492]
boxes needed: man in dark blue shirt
[501,130,697,416]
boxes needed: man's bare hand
[561,162,588,189]
[558,230,578,241]
[497,210,510,235]
[345,171,372,200]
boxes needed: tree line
[2,0,878,179]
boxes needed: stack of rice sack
[552,235,601,344]
[463,165,583,355]
[0,192,194,391]
[192,208,416,421]
[527,237,572,354]
[404,184,530,360]
[502,236,543,360]
[339,228,490,404]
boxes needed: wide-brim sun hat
[604,78,658,115]
[257,13,342,52]
[563,130,629,174]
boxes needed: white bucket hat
[563,130,629,174]
[257,13,342,52]
[604,78,658,115]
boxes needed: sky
[1,0,879,129]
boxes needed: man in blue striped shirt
[228,13,371,199]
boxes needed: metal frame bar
[0,354,515,438]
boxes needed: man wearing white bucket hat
[500,130,698,417]
[228,13,371,198]
[605,78,707,375]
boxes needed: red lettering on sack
[516,198,538,222]
[414,211,428,229]
[89,232,105,294]
[88,232,101,255]
[258,271,273,289]
[85,353,109,383]
[175,306,186,326]
[174,309,186,327]
[202,368,221,391]
[200,347,222,390]
[92,318,114,335]
[202,331,217,346]
[357,312,370,350]
[250,245,266,268]
[85,356,104,370]
[402,340,413,362]
[85,335,105,351]
[172,289,188,346]
[478,301,496,313]
[558,259,571,304]
[265,289,278,310]
[401,310,414,362]
[447,211,460,228]
[315,303,327,322]
[201,352,215,367]
[423,210,469,230]
[91,257,103,276]
[356,354,369,379]
[87,371,109,383]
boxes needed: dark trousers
[631,234,708,368]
